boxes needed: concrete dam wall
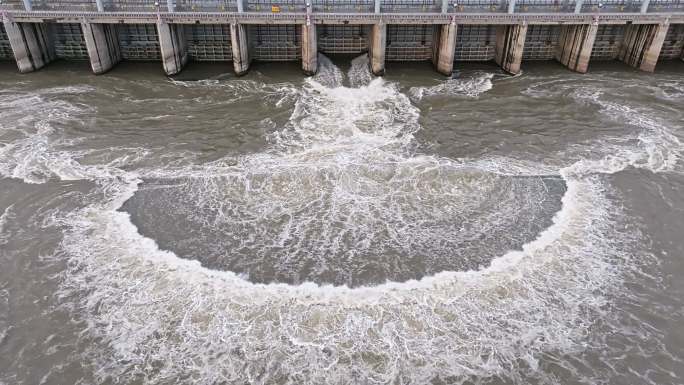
[0,0,682,75]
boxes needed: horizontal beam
[3,11,682,25]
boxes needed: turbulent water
[0,57,683,385]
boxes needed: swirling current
[0,58,683,384]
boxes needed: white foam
[568,88,682,174]
[167,78,299,107]
[312,54,345,89]
[0,288,8,348]
[409,72,494,100]
[348,54,374,88]
[273,68,418,153]
[0,86,97,172]
[57,161,629,383]
[170,79,222,87]
[0,205,12,246]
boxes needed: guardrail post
[375,0,381,14]
[95,0,104,12]
[640,0,650,13]
[574,0,583,13]
[21,0,32,11]
[237,0,244,13]
[507,0,515,13]
[441,0,448,13]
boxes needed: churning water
[0,57,683,385]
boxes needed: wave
[172,77,299,107]
[54,155,632,384]
[0,204,13,246]
[409,72,494,100]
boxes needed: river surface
[0,57,683,385]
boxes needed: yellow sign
[271,5,281,12]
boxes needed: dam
[0,0,682,76]
[3,0,684,383]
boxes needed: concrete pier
[433,20,457,76]
[230,23,250,76]
[301,23,317,76]
[555,23,598,73]
[495,24,527,75]
[81,23,120,74]
[618,22,669,72]
[2,20,54,73]
[157,22,188,76]
[369,23,386,76]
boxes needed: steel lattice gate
[454,25,497,61]
[53,23,89,60]
[523,25,560,60]
[660,24,684,59]
[186,25,232,61]
[591,25,625,60]
[0,25,13,60]
[250,25,301,61]
[386,25,434,61]
[118,24,161,61]
[318,25,368,54]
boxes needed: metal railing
[104,0,158,11]
[515,0,572,13]
[650,0,683,10]
[31,0,96,10]
[3,0,684,13]
[451,0,504,12]
[581,0,642,13]
[176,0,238,11]
[313,0,374,12]
[0,0,28,9]
[382,0,440,12]
[246,0,305,12]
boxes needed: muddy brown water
[1,58,683,384]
